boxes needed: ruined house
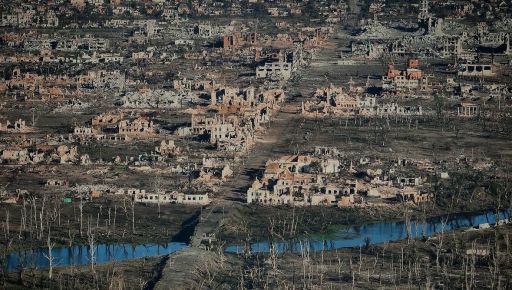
[121,89,195,109]
[382,59,431,91]
[199,164,233,181]
[118,117,157,136]
[396,187,433,203]
[210,87,285,118]
[155,140,181,156]
[396,176,422,187]
[222,32,257,49]
[45,179,69,187]
[0,119,29,132]
[376,103,423,116]
[134,191,210,205]
[55,145,78,164]
[256,45,305,80]
[247,155,347,206]
[91,111,124,127]
[1,148,45,164]
[78,70,125,90]
[73,126,93,136]
[256,62,292,80]
[302,84,377,117]
[457,101,479,117]
[314,146,341,157]
[458,64,495,77]
[188,114,255,152]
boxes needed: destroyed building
[302,84,422,117]
[118,117,157,137]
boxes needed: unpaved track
[153,104,302,289]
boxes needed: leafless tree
[113,205,117,233]
[79,196,84,237]
[43,229,56,280]
[38,194,47,240]
[87,216,96,275]
[153,177,163,218]
[4,210,9,239]
[436,217,448,269]
[130,198,136,234]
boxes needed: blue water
[4,209,510,272]
[5,241,187,273]
[225,209,511,254]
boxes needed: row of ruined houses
[1,10,58,28]
[302,82,497,118]
[178,86,285,152]
[302,84,423,117]
[0,49,173,65]
[74,111,158,140]
[246,154,434,207]
[4,69,125,95]
[1,144,82,165]
[115,188,210,205]
[222,29,330,51]
[120,88,196,109]
[1,186,210,206]
[22,35,109,51]
[0,119,30,132]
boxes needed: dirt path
[217,108,301,201]
[152,103,301,289]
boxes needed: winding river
[4,208,510,272]
[224,209,511,254]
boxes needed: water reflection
[6,241,187,273]
[225,209,511,254]
[5,209,510,272]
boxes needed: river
[4,208,510,272]
[5,242,187,273]
[224,209,511,254]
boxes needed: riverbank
[224,208,511,254]
[3,207,510,289]
[0,255,165,290]
[0,199,200,254]
[218,198,510,244]
[175,223,512,289]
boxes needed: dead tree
[153,177,163,218]
[87,217,96,275]
[43,229,56,280]
[436,217,448,270]
[67,220,75,247]
[130,199,136,234]
[113,205,117,233]
[3,210,9,239]
[39,195,47,240]
[79,196,84,237]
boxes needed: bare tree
[4,210,9,239]
[153,177,163,218]
[130,198,136,234]
[87,216,96,275]
[113,205,117,233]
[79,196,84,237]
[436,217,448,270]
[29,197,37,240]
[43,229,56,280]
[39,195,47,240]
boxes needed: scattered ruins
[246,153,437,207]
[1,0,512,288]
[302,84,423,117]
